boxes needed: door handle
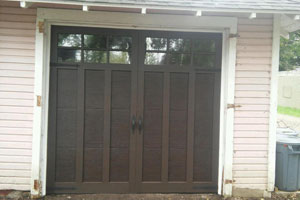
[138,116,143,133]
[131,116,136,131]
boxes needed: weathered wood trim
[220,26,237,197]
[30,18,51,198]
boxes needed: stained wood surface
[47,27,221,193]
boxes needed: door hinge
[34,179,40,190]
[225,179,235,184]
[227,103,242,109]
[38,21,44,33]
[229,33,240,38]
[37,95,41,107]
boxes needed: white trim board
[267,14,280,194]
[31,8,238,198]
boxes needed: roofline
[9,0,300,15]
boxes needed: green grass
[278,106,300,118]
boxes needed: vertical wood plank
[161,72,170,182]
[186,72,195,183]
[212,72,221,184]
[103,70,111,183]
[47,67,57,186]
[129,69,138,191]
[76,67,85,184]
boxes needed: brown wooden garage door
[47,26,221,194]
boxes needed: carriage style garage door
[47,26,222,194]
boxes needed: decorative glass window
[57,34,82,63]
[144,37,216,68]
[57,33,133,65]
[108,36,132,64]
[58,34,81,47]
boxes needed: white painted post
[31,17,46,198]
[268,14,280,193]
[222,26,237,197]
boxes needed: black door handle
[132,116,136,131]
[138,116,143,133]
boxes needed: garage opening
[46,26,222,193]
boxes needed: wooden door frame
[31,8,237,198]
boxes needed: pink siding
[0,1,274,193]
[233,16,273,190]
[0,1,35,190]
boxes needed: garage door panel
[143,109,163,132]
[85,70,105,108]
[193,147,213,182]
[168,147,187,181]
[111,71,131,109]
[144,72,164,110]
[110,147,129,182]
[143,130,162,148]
[193,73,215,183]
[56,109,77,148]
[48,27,138,193]
[110,110,130,148]
[169,73,189,110]
[83,148,103,182]
[142,148,162,181]
[55,147,76,182]
[84,109,104,148]
[48,27,221,193]
[57,69,78,108]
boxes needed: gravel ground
[277,114,300,132]
[2,192,300,200]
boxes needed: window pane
[169,53,191,65]
[58,49,81,62]
[109,36,132,50]
[169,39,191,52]
[144,52,167,65]
[146,37,167,51]
[84,50,107,63]
[194,40,215,52]
[58,34,81,47]
[109,51,131,64]
[193,54,215,68]
[84,35,106,49]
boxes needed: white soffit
[11,0,300,15]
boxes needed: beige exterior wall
[0,1,35,190]
[278,72,300,109]
[233,16,272,192]
[0,1,273,194]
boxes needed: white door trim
[31,8,237,198]
[267,14,280,193]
